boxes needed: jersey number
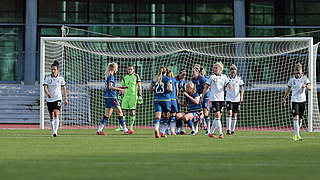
[155,83,165,94]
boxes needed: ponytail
[51,60,59,69]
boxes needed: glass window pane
[192,0,233,13]
[40,28,61,37]
[189,27,233,37]
[155,27,184,37]
[137,13,150,24]
[137,2,151,13]
[295,0,320,14]
[0,28,19,81]
[192,14,233,25]
[87,26,108,37]
[249,14,274,25]
[138,27,150,36]
[296,15,320,25]
[247,28,295,37]
[38,0,66,23]
[110,1,135,13]
[156,13,186,24]
[110,13,135,24]
[89,13,108,23]
[109,26,135,36]
[155,1,185,13]
[0,0,24,23]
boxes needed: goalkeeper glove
[117,95,122,102]
[137,96,143,105]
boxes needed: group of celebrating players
[44,60,310,141]
[96,62,245,139]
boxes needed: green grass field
[0,129,320,180]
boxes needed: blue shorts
[105,98,120,109]
[154,100,171,113]
[201,98,211,111]
[170,99,179,113]
[186,112,201,122]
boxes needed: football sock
[130,115,135,129]
[164,117,169,132]
[293,117,300,136]
[154,117,160,131]
[50,119,53,132]
[119,116,128,132]
[170,116,176,133]
[209,119,216,134]
[98,115,108,132]
[226,116,232,131]
[231,118,237,132]
[160,117,165,133]
[205,116,211,133]
[194,121,199,133]
[216,118,223,135]
[53,117,59,134]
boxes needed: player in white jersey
[43,60,68,137]
[283,63,311,141]
[201,62,233,138]
[225,64,244,135]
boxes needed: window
[0,0,25,23]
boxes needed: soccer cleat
[188,131,196,135]
[231,131,235,135]
[226,130,231,135]
[292,134,298,141]
[124,130,135,135]
[52,133,57,137]
[129,127,134,131]
[160,132,167,138]
[208,134,216,138]
[298,136,303,141]
[96,131,106,135]
[171,131,176,135]
[219,134,224,138]
[180,131,187,135]
[155,130,160,138]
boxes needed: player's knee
[232,113,237,118]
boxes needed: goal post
[39,37,320,132]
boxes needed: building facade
[1,0,320,84]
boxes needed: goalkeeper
[116,65,142,131]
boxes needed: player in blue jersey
[199,66,209,130]
[192,65,211,135]
[149,66,172,138]
[96,63,134,136]
[174,69,187,135]
[176,82,202,135]
[167,69,179,135]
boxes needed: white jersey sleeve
[43,75,50,85]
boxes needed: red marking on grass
[0,124,309,132]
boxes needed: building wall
[0,0,320,83]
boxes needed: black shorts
[47,100,62,113]
[226,101,241,113]
[291,102,306,119]
[211,101,224,113]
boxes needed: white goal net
[40,37,320,132]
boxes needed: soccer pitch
[0,129,320,180]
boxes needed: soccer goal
[40,37,320,132]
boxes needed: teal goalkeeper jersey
[121,73,141,96]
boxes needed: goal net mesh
[41,38,320,131]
